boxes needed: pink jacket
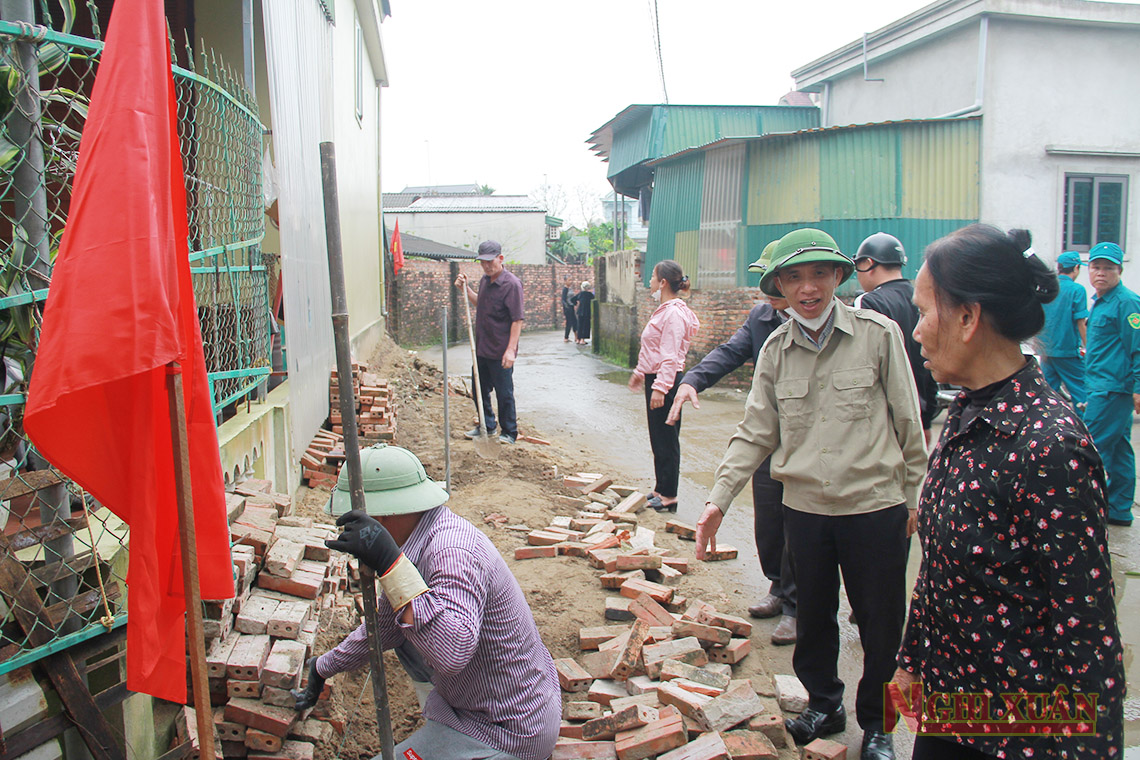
[634,298,700,393]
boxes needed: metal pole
[320,141,394,760]
[441,306,450,492]
[241,0,256,96]
[167,362,216,760]
[1,0,51,280]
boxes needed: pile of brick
[512,472,829,760]
[329,366,396,445]
[177,478,353,760]
[299,429,344,489]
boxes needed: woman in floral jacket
[896,224,1124,759]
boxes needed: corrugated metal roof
[383,193,420,209]
[402,195,545,213]
[387,228,477,260]
[401,184,481,194]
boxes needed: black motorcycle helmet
[854,232,907,266]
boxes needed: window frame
[1063,173,1128,253]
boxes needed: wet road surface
[416,327,1140,756]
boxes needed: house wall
[391,211,549,264]
[822,21,980,126]
[981,16,1140,292]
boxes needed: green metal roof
[587,104,820,197]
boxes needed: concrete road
[416,328,1140,756]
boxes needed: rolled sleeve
[681,321,756,393]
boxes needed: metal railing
[0,3,268,674]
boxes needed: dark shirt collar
[947,358,1043,438]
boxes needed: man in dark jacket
[667,241,796,645]
[561,275,578,342]
[853,233,938,444]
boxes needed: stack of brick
[193,483,351,760]
[299,429,344,489]
[329,367,396,445]
[504,471,791,759]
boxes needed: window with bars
[1063,174,1128,252]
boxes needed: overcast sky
[377,0,952,226]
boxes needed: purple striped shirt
[316,506,559,760]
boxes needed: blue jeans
[1041,355,1086,409]
[473,356,516,440]
[1085,391,1135,523]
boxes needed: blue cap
[1089,242,1124,266]
[1057,251,1082,269]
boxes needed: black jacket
[856,278,939,428]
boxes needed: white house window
[1064,174,1127,252]
[354,16,364,125]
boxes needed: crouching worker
[292,444,560,760]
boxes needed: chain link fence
[0,4,268,675]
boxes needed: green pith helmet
[747,240,780,273]
[759,228,854,297]
[327,444,449,517]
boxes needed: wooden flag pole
[320,140,395,760]
[166,361,217,759]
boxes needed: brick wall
[388,259,592,347]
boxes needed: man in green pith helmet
[292,444,560,760]
[693,228,925,760]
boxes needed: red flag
[392,219,405,276]
[24,0,233,703]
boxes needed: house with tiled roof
[386,193,551,264]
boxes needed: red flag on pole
[392,219,405,276]
[24,0,233,703]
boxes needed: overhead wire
[648,0,668,103]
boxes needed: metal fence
[0,6,268,675]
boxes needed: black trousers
[751,459,796,616]
[563,307,577,339]
[472,356,516,439]
[784,503,908,730]
[643,374,681,499]
[912,736,997,760]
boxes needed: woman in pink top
[629,260,700,512]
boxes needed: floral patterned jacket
[898,360,1124,758]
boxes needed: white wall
[980,16,1140,293]
[823,21,980,126]
[392,211,549,264]
[333,0,384,356]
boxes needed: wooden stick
[166,361,216,760]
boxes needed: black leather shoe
[748,593,782,619]
[861,729,895,760]
[785,705,845,745]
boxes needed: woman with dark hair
[894,224,1124,759]
[629,260,699,512]
[572,282,594,344]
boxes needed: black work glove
[292,658,325,711]
[326,510,401,574]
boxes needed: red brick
[227,680,262,699]
[695,610,752,638]
[615,554,662,571]
[642,637,709,679]
[288,720,332,746]
[264,539,305,578]
[247,739,314,760]
[515,545,558,559]
[611,620,651,680]
[257,569,322,599]
[267,600,311,640]
[207,632,241,679]
[681,600,717,621]
[611,492,647,514]
[661,557,690,573]
[671,678,725,697]
[551,739,617,760]
[804,738,847,760]
[261,686,295,708]
[722,730,778,760]
[235,596,279,636]
[214,709,246,742]
[671,620,732,648]
[657,731,729,760]
[262,639,307,689]
[697,683,765,732]
[660,660,731,691]
[579,476,615,494]
[614,713,686,760]
[620,578,674,605]
[580,625,627,650]
[580,649,620,679]
[588,548,621,569]
[606,596,635,621]
[563,701,603,721]
[657,682,713,719]
[599,629,632,653]
[587,679,629,706]
[555,658,594,692]
[225,698,296,738]
[581,703,658,740]
[664,520,696,540]
[558,542,591,557]
[527,530,566,546]
[708,637,751,664]
[705,546,738,561]
[601,570,645,589]
[227,634,272,681]
[244,729,282,753]
[560,721,585,740]
[746,714,786,747]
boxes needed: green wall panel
[645,153,704,284]
[819,129,900,220]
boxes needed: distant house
[792,0,1140,284]
[386,193,550,264]
[602,191,647,251]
